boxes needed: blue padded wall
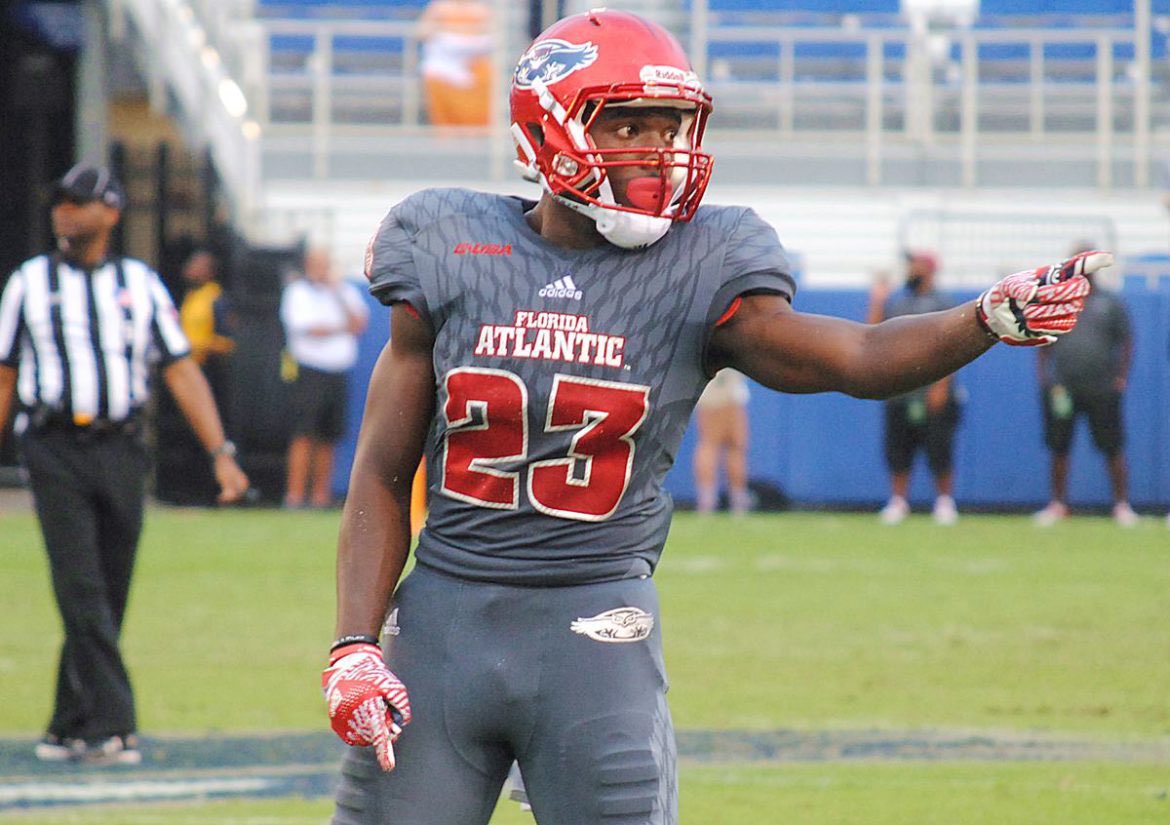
[335,279,1170,512]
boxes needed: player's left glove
[322,642,412,772]
[975,250,1111,346]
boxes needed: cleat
[1033,501,1069,526]
[34,734,84,762]
[879,496,909,525]
[81,734,142,766]
[932,495,958,526]
[1112,502,1139,528]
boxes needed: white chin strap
[552,177,675,250]
[563,197,673,249]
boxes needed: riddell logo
[455,242,512,256]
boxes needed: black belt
[28,407,142,440]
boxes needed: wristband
[330,634,380,653]
[210,439,237,460]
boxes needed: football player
[322,10,1109,825]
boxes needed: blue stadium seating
[257,0,425,20]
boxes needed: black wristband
[330,634,380,652]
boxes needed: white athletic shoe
[1033,501,1069,526]
[932,495,958,526]
[879,496,909,525]
[1112,502,1139,528]
[34,735,84,762]
[82,734,142,766]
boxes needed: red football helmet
[510,9,714,248]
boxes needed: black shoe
[81,734,142,765]
[34,734,84,762]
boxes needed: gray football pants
[332,563,677,825]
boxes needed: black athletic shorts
[289,365,347,440]
[883,396,960,476]
[1042,386,1123,455]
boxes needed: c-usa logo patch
[570,607,654,643]
[514,39,599,89]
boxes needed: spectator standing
[280,247,369,509]
[692,367,752,514]
[418,0,494,127]
[318,11,1106,824]
[866,252,961,525]
[0,164,248,764]
[1034,244,1137,527]
[178,248,235,420]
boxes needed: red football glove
[976,250,1112,346]
[322,642,412,771]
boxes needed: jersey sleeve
[147,268,191,365]
[0,269,26,367]
[365,196,428,321]
[707,208,797,326]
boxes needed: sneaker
[879,496,909,525]
[34,734,84,762]
[81,734,142,766]
[1112,502,1139,528]
[728,488,754,516]
[1033,501,1069,526]
[932,495,958,526]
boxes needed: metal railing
[693,22,1158,187]
[242,9,1165,185]
[109,0,263,231]
[119,1,1170,235]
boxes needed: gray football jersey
[368,188,793,585]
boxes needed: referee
[0,163,249,764]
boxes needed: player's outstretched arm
[325,302,434,770]
[710,251,1109,399]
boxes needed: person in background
[0,163,248,765]
[866,251,962,525]
[418,0,494,127]
[692,367,752,514]
[1034,242,1137,527]
[280,247,369,509]
[178,248,235,420]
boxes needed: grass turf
[1,506,1168,823]
[5,763,1169,824]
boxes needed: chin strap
[555,194,673,249]
[553,174,679,249]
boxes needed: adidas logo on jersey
[538,275,583,300]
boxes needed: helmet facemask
[513,81,713,249]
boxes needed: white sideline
[0,777,272,805]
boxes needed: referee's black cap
[52,163,125,210]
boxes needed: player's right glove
[322,642,412,772]
[975,250,1111,346]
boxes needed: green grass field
[2,505,1168,823]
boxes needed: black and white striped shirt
[0,254,190,424]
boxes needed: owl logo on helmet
[514,39,599,90]
[510,10,714,249]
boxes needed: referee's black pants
[21,428,148,741]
